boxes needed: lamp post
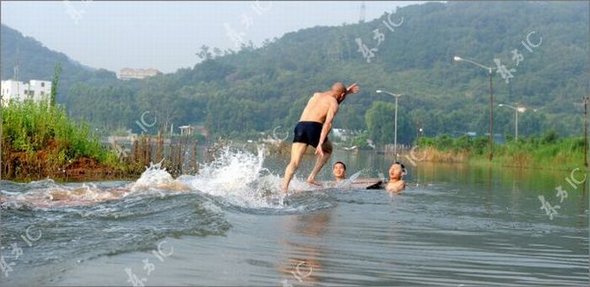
[498,104,526,141]
[453,56,495,161]
[584,96,589,167]
[376,90,402,159]
[0,93,4,180]
[0,93,2,180]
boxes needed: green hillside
[0,24,117,101]
[2,1,588,145]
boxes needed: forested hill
[3,1,589,144]
[1,24,117,100]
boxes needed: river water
[1,147,588,286]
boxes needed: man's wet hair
[333,161,347,170]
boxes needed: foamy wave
[0,146,311,210]
[180,146,288,208]
[1,182,129,209]
[129,161,176,192]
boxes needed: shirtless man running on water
[282,82,360,193]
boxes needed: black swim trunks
[292,121,325,148]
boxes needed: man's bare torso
[299,92,337,123]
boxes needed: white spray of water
[0,164,173,208]
[2,182,127,209]
[1,146,300,209]
[179,145,286,208]
[129,161,176,192]
[334,171,362,189]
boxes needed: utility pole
[584,96,589,167]
[0,93,2,180]
[488,67,494,160]
[360,1,366,23]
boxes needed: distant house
[177,125,209,139]
[1,79,52,106]
[117,68,161,80]
[179,125,195,136]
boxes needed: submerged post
[192,140,199,174]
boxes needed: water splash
[129,161,185,195]
[1,182,127,209]
[181,145,288,209]
[0,145,331,212]
[334,171,363,188]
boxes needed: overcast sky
[1,1,426,73]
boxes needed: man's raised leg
[282,143,308,193]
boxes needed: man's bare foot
[306,179,323,187]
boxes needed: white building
[118,68,161,80]
[1,79,52,106]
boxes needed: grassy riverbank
[416,133,587,170]
[1,100,130,181]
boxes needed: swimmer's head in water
[389,162,406,180]
[333,161,347,180]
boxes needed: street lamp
[498,104,526,141]
[376,89,402,159]
[454,55,495,161]
[583,96,589,167]
[0,93,2,180]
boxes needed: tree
[196,45,212,61]
[50,63,62,106]
[365,101,395,145]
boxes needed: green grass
[1,100,119,168]
[418,132,587,170]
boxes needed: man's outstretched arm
[339,83,360,103]
[347,83,359,94]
